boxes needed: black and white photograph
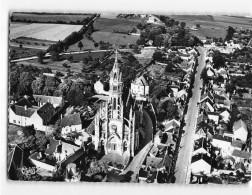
[1,0,252,193]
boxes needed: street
[174,47,207,184]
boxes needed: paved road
[10,49,133,63]
[174,47,207,184]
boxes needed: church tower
[106,50,125,155]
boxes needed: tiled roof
[61,113,82,128]
[45,139,60,155]
[146,156,163,169]
[85,119,95,135]
[10,105,36,118]
[231,149,251,159]
[235,162,246,173]
[15,98,33,107]
[163,119,180,132]
[231,140,244,149]
[191,153,211,165]
[194,137,210,151]
[213,134,232,143]
[7,145,23,172]
[33,95,63,106]
[233,119,247,132]
[37,102,55,124]
[197,113,208,125]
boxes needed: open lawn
[190,27,227,39]
[9,23,83,41]
[9,46,42,60]
[91,18,140,46]
[92,31,139,45]
[10,37,56,49]
[68,37,96,52]
[15,51,107,73]
[11,12,93,24]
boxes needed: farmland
[9,46,42,60]
[90,18,140,46]
[11,12,93,24]
[168,14,252,40]
[68,37,96,51]
[9,23,83,41]
[94,18,139,32]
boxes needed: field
[11,12,93,23]
[92,31,139,45]
[15,51,107,73]
[9,23,83,41]
[93,18,139,32]
[168,15,252,40]
[9,46,43,60]
[91,18,140,46]
[68,37,96,52]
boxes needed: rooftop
[231,149,251,159]
[61,113,82,128]
[191,153,211,165]
[212,134,232,143]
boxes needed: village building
[29,138,84,172]
[61,113,83,138]
[190,153,212,175]
[233,119,248,143]
[130,74,150,101]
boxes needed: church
[93,51,137,165]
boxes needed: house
[191,153,212,175]
[207,67,215,77]
[9,97,56,131]
[200,100,215,112]
[61,113,83,138]
[193,137,211,156]
[33,95,65,109]
[231,149,251,162]
[195,113,214,140]
[200,92,214,104]
[220,110,230,123]
[163,119,180,134]
[131,74,149,101]
[211,134,232,152]
[8,145,23,180]
[30,138,84,172]
[233,119,248,143]
[207,112,219,124]
[231,140,244,151]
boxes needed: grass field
[68,37,96,52]
[15,51,107,73]
[11,12,93,23]
[91,18,140,46]
[9,23,83,41]
[168,15,252,40]
[92,31,139,45]
[9,46,43,60]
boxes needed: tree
[94,42,99,48]
[78,41,83,50]
[137,23,143,30]
[43,77,60,96]
[225,82,236,94]
[200,67,209,85]
[152,50,163,61]
[213,52,226,69]
[50,50,60,61]
[196,24,201,28]
[67,55,73,62]
[133,44,140,54]
[37,51,46,64]
[131,28,137,33]
[22,125,35,137]
[18,72,35,96]
[180,21,186,28]
[31,76,46,95]
[19,44,23,49]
